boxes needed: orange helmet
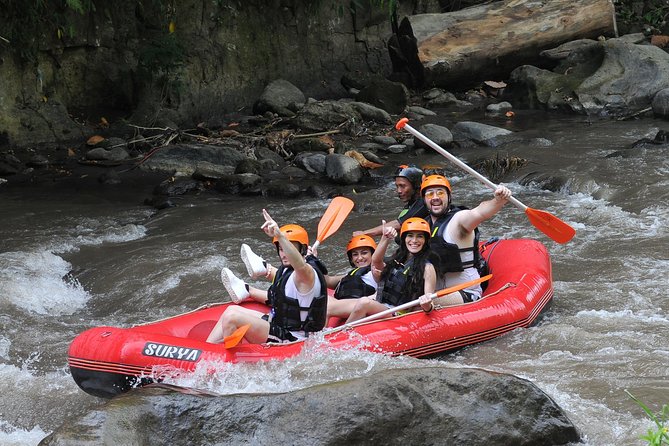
[346,235,377,253]
[346,235,377,266]
[272,224,309,247]
[420,174,451,196]
[400,217,431,237]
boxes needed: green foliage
[0,0,95,62]
[138,32,185,104]
[626,390,669,446]
[614,0,669,32]
[138,33,184,79]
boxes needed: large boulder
[325,153,364,184]
[507,38,669,117]
[355,78,409,114]
[293,100,363,133]
[140,143,247,175]
[40,367,580,445]
[253,79,306,117]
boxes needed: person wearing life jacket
[324,234,379,319]
[207,209,327,344]
[353,165,429,237]
[345,217,437,323]
[421,174,511,306]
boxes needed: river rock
[373,135,398,145]
[287,137,331,154]
[407,105,437,117]
[141,143,247,175]
[651,88,669,118]
[355,78,409,114]
[293,152,327,174]
[191,162,235,180]
[294,100,363,133]
[253,79,306,117]
[0,156,21,175]
[451,121,514,146]
[325,153,363,184]
[214,173,263,195]
[508,38,669,117]
[266,181,302,198]
[85,147,130,162]
[413,123,453,149]
[40,367,580,445]
[486,101,513,114]
[349,101,393,124]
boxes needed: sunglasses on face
[424,189,448,199]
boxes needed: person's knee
[354,297,373,312]
[221,306,243,326]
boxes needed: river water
[1,111,667,445]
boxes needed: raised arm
[371,220,397,283]
[353,219,400,237]
[452,185,512,235]
[261,209,315,293]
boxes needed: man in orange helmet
[353,165,429,237]
[421,174,511,305]
[207,209,328,344]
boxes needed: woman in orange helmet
[345,217,437,323]
[323,234,379,319]
[207,209,328,344]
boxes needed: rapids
[1,111,667,445]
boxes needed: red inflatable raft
[68,238,553,398]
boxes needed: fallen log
[393,0,616,89]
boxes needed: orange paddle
[311,196,355,250]
[396,118,575,244]
[223,323,251,348]
[325,274,493,334]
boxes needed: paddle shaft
[325,274,492,334]
[402,122,528,212]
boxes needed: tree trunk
[392,0,616,89]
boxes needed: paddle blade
[525,207,575,244]
[223,324,250,349]
[317,196,355,243]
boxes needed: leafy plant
[0,0,95,62]
[614,0,669,33]
[626,390,669,446]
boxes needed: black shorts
[262,314,299,343]
[459,290,477,303]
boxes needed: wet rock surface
[40,367,580,446]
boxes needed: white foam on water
[161,333,431,395]
[0,250,90,315]
[0,420,48,446]
[537,381,651,446]
[54,221,147,253]
[0,337,10,360]
[138,253,228,297]
[575,308,669,325]
[0,360,94,446]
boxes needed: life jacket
[378,259,418,307]
[429,206,482,276]
[333,266,376,300]
[266,263,328,334]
